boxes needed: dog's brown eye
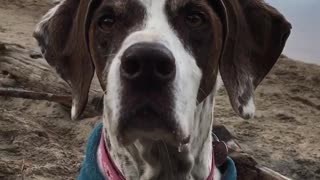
[185,12,206,28]
[99,14,116,31]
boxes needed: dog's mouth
[117,103,190,149]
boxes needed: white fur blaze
[241,97,256,119]
[140,0,202,138]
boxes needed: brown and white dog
[34,0,291,179]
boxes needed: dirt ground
[0,0,319,180]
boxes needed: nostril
[154,59,175,79]
[121,42,176,82]
[121,58,141,79]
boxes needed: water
[266,0,320,65]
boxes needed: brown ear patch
[34,0,98,120]
[216,0,291,119]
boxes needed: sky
[266,0,320,64]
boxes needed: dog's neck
[103,93,216,180]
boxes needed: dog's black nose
[121,43,176,84]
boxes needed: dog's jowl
[34,0,291,179]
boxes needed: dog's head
[34,0,291,146]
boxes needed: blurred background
[267,0,320,65]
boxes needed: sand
[0,1,319,179]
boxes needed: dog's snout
[121,43,176,83]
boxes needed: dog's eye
[185,12,206,28]
[99,13,116,31]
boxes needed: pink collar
[98,134,125,180]
[98,133,216,180]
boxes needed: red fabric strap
[206,151,215,180]
[99,133,126,180]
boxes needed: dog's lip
[176,135,191,153]
[172,130,191,145]
[118,103,190,149]
[132,105,159,118]
[119,103,174,134]
[122,102,161,118]
[179,135,191,145]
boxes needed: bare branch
[0,87,71,106]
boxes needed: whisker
[161,140,174,178]
[102,53,118,58]
[199,87,206,95]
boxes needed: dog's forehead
[96,0,212,19]
[138,0,208,9]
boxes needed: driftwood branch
[0,42,103,116]
[0,87,71,106]
[0,43,70,94]
[213,125,292,180]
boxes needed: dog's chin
[117,110,190,151]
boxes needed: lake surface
[266,0,320,64]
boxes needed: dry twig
[0,87,72,106]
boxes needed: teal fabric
[78,123,105,180]
[77,123,237,180]
[221,157,237,180]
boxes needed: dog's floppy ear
[217,0,291,119]
[33,0,97,120]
